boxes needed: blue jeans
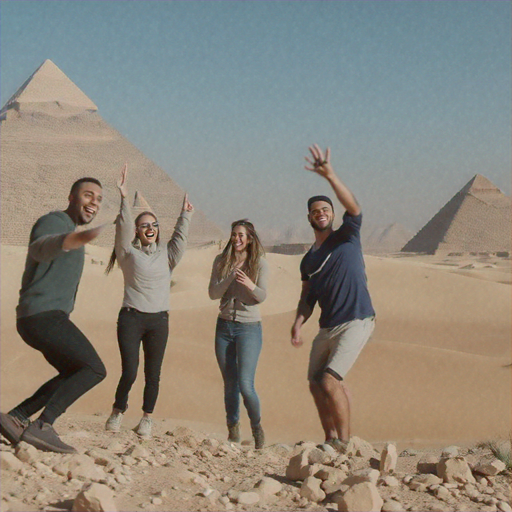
[215,318,262,427]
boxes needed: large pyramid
[401,174,511,255]
[0,60,224,247]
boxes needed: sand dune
[1,244,510,449]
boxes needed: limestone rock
[315,466,347,482]
[441,445,460,458]
[343,469,380,486]
[236,492,260,505]
[417,454,438,474]
[437,456,476,484]
[308,447,332,465]
[497,501,512,512]
[300,476,326,502]
[408,473,442,491]
[474,459,507,476]
[14,442,39,464]
[380,443,398,473]
[382,499,406,512]
[254,477,282,496]
[378,475,400,487]
[338,482,383,512]
[124,445,150,459]
[0,452,25,472]
[345,437,377,459]
[72,483,117,512]
[286,449,312,481]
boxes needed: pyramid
[0,60,224,248]
[133,191,154,216]
[0,59,97,116]
[401,174,511,254]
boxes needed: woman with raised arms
[105,164,193,438]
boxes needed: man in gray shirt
[0,178,107,453]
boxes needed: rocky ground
[1,415,511,512]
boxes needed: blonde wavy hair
[217,219,265,281]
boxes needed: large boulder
[338,482,383,512]
[379,443,397,473]
[72,483,117,512]
[437,457,476,484]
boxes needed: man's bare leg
[320,372,351,441]
[309,380,337,441]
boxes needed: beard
[309,218,333,232]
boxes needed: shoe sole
[21,431,77,454]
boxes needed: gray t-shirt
[17,211,83,318]
[208,255,268,323]
[115,197,192,313]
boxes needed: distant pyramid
[401,175,511,254]
[133,191,154,215]
[0,60,223,247]
[1,59,97,117]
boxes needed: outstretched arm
[167,193,194,270]
[305,144,361,216]
[115,163,135,255]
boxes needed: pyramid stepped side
[402,175,511,254]
[1,60,97,117]
[440,194,511,253]
[401,191,466,254]
[0,110,224,248]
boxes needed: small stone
[417,454,438,474]
[497,501,512,512]
[338,482,383,512]
[474,459,507,476]
[254,477,282,496]
[236,492,260,505]
[14,442,39,464]
[380,443,398,473]
[437,456,475,484]
[441,445,460,458]
[0,452,24,472]
[72,482,117,512]
[378,475,400,487]
[381,499,405,512]
[300,476,325,502]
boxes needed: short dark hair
[307,195,333,212]
[69,177,102,196]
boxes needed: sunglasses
[137,222,159,230]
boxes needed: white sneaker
[105,412,123,432]
[133,417,152,438]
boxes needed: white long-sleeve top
[115,197,192,313]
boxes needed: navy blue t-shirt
[300,212,375,329]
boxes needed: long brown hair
[105,211,160,275]
[217,219,265,281]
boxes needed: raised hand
[182,193,194,213]
[117,163,128,198]
[235,268,256,291]
[305,144,334,179]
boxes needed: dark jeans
[113,307,169,414]
[11,310,106,425]
[215,318,262,428]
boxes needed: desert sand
[1,243,510,512]
[1,243,510,446]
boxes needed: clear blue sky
[1,0,510,233]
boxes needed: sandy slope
[1,244,510,449]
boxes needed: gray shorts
[308,316,375,381]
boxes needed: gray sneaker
[133,417,152,438]
[105,412,123,432]
[227,422,241,443]
[252,424,265,450]
[20,419,77,454]
[0,412,29,445]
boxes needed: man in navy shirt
[291,144,375,451]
